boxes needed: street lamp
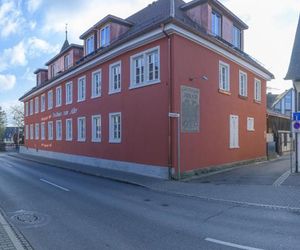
[168,112,181,180]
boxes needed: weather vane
[65,23,68,41]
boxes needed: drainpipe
[161,24,173,179]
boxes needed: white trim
[35,96,39,114]
[247,117,255,131]
[254,78,262,102]
[65,81,73,105]
[77,76,86,102]
[56,120,62,141]
[41,94,46,112]
[91,69,102,98]
[109,61,121,94]
[55,86,62,107]
[35,123,39,140]
[20,146,169,179]
[66,118,73,141]
[219,61,230,92]
[100,25,110,48]
[109,112,121,143]
[47,90,53,110]
[48,121,53,140]
[229,114,239,149]
[85,34,95,55]
[77,116,86,142]
[239,70,248,97]
[91,115,101,142]
[41,122,45,140]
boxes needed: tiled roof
[285,15,300,80]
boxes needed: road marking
[273,170,290,186]
[205,238,264,250]
[40,179,70,192]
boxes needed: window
[66,119,72,141]
[25,102,29,117]
[66,81,73,104]
[247,117,254,131]
[48,90,53,110]
[254,79,262,102]
[219,61,230,92]
[147,49,159,82]
[239,71,247,97]
[132,55,144,85]
[285,91,292,110]
[25,125,29,140]
[92,115,101,142]
[30,99,33,115]
[233,26,241,49]
[35,97,39,113]
[91,70,101,98]
[64,54,70,70]
[30,124,33,140]
[56,120,62,141]
[212,11,222,36]
[109,62,121,94]
[77,117,86,142]
[41,94,46,112]
[78,76,86,102]
[109,112,121,143]
[100,26,110,47]
[41,122,45,140]
[35,123,39,140]
[56,86,62,107]
[229,115,239,148]
[50,64,55,78]
[86,35,95,55]
[48,121,53,140]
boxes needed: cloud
[27,0,43,13]
[0,74,16,92]
[0,0,25,38]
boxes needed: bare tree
[0,106,7,141]
[10,104,24,145]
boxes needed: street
[0,153,300,250]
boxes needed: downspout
[161,23,173,179]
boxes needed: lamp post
[168,112,181,180]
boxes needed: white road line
[40,179,70,192]
[273,170,290,186]
[205,238,264,250]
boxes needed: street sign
[292,112,300,133]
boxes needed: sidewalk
[0,209,31,250]
[9,153,300,212]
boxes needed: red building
[20,0,274,179]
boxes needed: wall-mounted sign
[53,108,78,118]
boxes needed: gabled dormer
[45,35,83,80]
[34,68,48,86]
[181,0,248,51]
[80,15,133,56]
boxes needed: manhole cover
[10,210,49,228]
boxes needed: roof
[34,68,48,74]
[180,0,248,29]
[271,88,293,108]
[20,0,273,101]
[45,44,83,66]
[285,15,300,80]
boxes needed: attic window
[86,35,94,55]
[212,11,222,37]
[100,26,110,47]
[233,26,241,49]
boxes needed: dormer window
[37,74,41,86]
[212,11,222,37]
[64,54,70,70]
[86,35,94,55]
[100,26,110,47]
[233,26,241,49]
[50,64,55,78]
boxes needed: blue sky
[0,0,299,124]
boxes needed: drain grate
[10,210,49,228]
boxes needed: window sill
[66,139,72,141]
[77,139,86,142]
[109,140,121,144]
[92,139,101,143]
[238,95,248,100]
[253,99,261,104]
[129,80,160,90]
[66,102,73,105]
[229,146,240,149]
[108,90,121,95]
[247,129,255,132]
[77,99,86,103]
[91,94,101,99]
[218,89,231,95]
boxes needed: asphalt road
[0,153,300,250]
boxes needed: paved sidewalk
[8,153,300,212]
[0,209,31,250]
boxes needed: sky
[0,0,299,125]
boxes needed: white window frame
[56,120,62,141]
[219,61,230,92]
[25,125,29,140]
[35,97,39,114]
[35,123,39,140]
[109,112,121,143]
[233,26,241,49]
[30,124,33,140]
[229,115,239,149]
[77,117,86,142]
[247,117,255,131]
[254,78,262,102]
[130,47,160,89]
[212,11,222,36]
[48,121,53,140]
[100,25,110,47]
[92,115,101,142]
[77,76,86,102]
[66,118,72,141]
[91,70,102,98]
[41,94,46,112]
[239,70,247,97]
[48,90,53,110]
[56,86,62,107]
[86,35,95,55]
[109,61,121,94]
[65,81,73,105]
[25,102,29,116]
[41,122,45,140]
[64,54,70,70]
[30,99,33,115]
